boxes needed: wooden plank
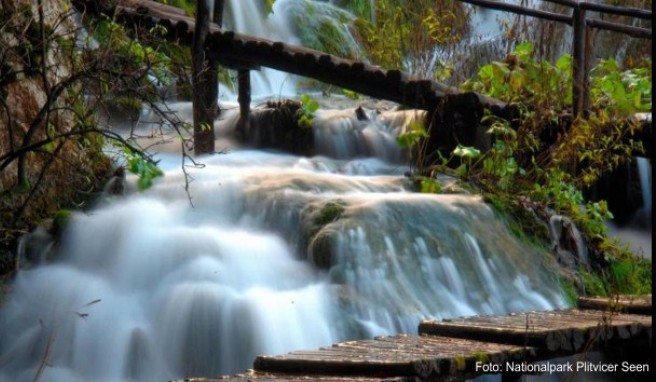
[419,309,651,355]
[253,334,535,379]
[577,295,652,315]
[174,372,412,381]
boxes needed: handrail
[542,0,652,19]
[458,0,572,23]
[587,19,652,39]
[579,2,652,20]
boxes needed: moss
[313,201,345,227]
[453,354,466,370]
[559,278,579,306]
[608,257,652,295]
[51,209,73,238]
[579,270,608,297]
[473,352,489,364]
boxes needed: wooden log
[120,0,188,17]
[577,295,652,315]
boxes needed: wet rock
[354,106,368,121]
[302,200,347,269]
[242,100,314,155]
[549,215,589,268]
[308,230,334,269]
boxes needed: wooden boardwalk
[173,296,651,382]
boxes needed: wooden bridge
[71,0,651,158]
[72,0,512,112]
[173,295,651,382]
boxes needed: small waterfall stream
[0,1,573,381]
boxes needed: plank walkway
[172,295,651,382]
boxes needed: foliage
[122,147,164,191]
[351,0,467,78]
[287,0,361,59]
[406,42,651,297]
[396,121,428,149]
[263,0,277,15]
[295,94,320,129]
[590,58,652,117]
[1,0,193,269]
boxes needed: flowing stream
[0,1,572,381]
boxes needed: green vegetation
[403,42,651,297]
[295,94,320,129]
[349,0,466,77]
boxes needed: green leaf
[420,178,442,194]
[452,145,481,159]
[342,88,360,100]
[514,42,533,61]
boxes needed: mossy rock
[313,201,345,227]
[309,230,334,269]
[51,209,73,239]
[304,201,347,269]
[246,100,314,155]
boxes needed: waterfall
[221,0,298,98]
[636,157,652,226]
[0,134,567,382]
[0,2,570,381]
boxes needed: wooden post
[237,69,251,138]
[582,24,593,117]
[191,0,224,155]
[572,6,587,119]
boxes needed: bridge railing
[457,0,652,118]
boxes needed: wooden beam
[191,0,222,155]
[571,6,587,118]
[237,69,250,138]
[577,295,652,315]
[586,19,652,39]
[580,1,652,20]
[457,0,572,24]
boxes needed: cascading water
[0,1,570,381]
[221,0,298,97]
[0,114,568,382]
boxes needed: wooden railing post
[237,69,251,138]
[583,24,593,117]
[572,5,587,119]
[192,0,224,155]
